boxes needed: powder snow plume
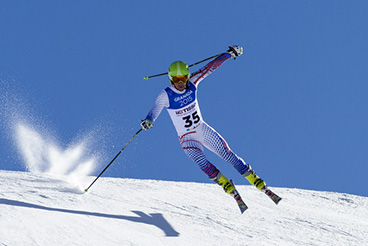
[14,122,98,186]
[0,80,106,190]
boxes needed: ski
[230,180,248,213]
[263,187,282,205]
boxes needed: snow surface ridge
[0,170,367,246]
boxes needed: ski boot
[212,172,236,194]
[211,172,248,213]
[242,166,282,205]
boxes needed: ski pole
[188,53,222,67]
[143,53,222,80]
[83,128,143,194]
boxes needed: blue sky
[1,1,367,197]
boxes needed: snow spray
[13,123,99,187]
[0,80,106,191]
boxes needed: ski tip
[83,189,88,194]
[144,76,149,80]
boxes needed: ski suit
[145,53,249,179]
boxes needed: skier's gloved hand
[140,119,153,130]
[227,45,243,59]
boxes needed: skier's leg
[180,133,236,194]
[202,123,249,173]
[180,136,219,179]
[201,122,268,191]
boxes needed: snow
[2,79,367,245]
[1,170,367,246]
[13,123,99,178]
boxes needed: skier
[141,45,281,205]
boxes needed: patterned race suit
[145,53,249,179]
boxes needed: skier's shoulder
[156,88,168,99]
[163,86,173,96]
[163,85,179,95]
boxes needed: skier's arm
[141,90,169,130]
[190,45,243,86]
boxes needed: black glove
[140,119,153,130]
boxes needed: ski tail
[263,187,282,204]
[230,180,248,213]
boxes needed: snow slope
[0,170,367,246]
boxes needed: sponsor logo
[186,122,201,131]
[175,102,196,115]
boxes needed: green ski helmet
[168,61,190,85]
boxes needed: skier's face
[173,80,187,91]
[172,75,188,91]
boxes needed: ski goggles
[171,75,188,83]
